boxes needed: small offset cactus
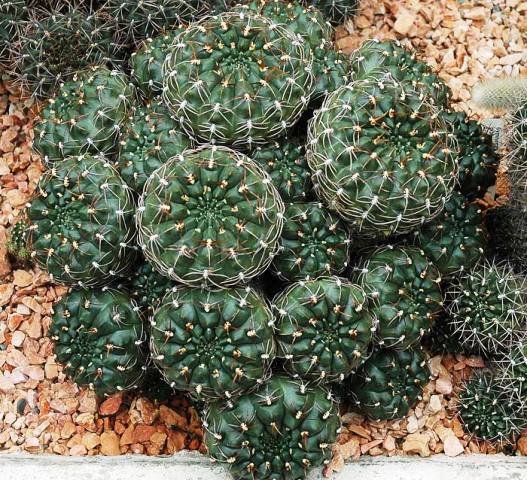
[6,219,31,263]
[493,342,527,407]
[472,77,527,112]
[272,276,374,383]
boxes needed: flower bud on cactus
[446,260,527,356]
[272,202,350,281]
[27,155,136,287]
[137,146,284,289]
[346,347,430,420]
[413,191,486,278]
[204,375,340,480]
[150,285,276,401]
[162,11,315,148]
[117,99,193,193]
[272,276,374,383]
[33,66,135,164]
[307,76,458,237]
[50,288,147,397]
[353,245,443,350]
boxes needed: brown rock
[100,431,121,456]
[78,390,97,414]
[44,362,59,380]
[402,433,431,457]
[99,394,122,416]
[361,439,384,454]
[82,433,100,450]
[133,424,157,444]
[337,439,360,460]
[347,424,371,439]
[444,435,464,457]
[167,430,186,454]
[13,270,33,287]
[159,405,187,429]
[394,9,417,35]
[435,376,453,395]
[383,435,396,451]
[61,422,77,439]
[0,284,14,306]
[428,395,443,414]
[150,432,167,449]
[136,397,157,425]
[517,436,527,455]
[69,444,88,456]
[120,425,135,446]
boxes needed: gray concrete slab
[0,451,526,480]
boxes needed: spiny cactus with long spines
[307,76,458,238]
[353,245,443,350]
[137,146,284,289]
[308,0,358,26]
[0,0,26,65]
[413,191,486,278]
[507,103,527,180]
[150,285,276,401]
[346,347,430,421]
[446,260,527,356]
[272,202,351,281]
[250,138,312,202]
[50,288,147,397]
[472,77,527,112]
[6,219,31,264]
[10,3,122,97]
[27,155,136,287]
[272,276,374,383]
[311,44,351,104]
[162,11,315,148]
[204,375,340,480]
[458,370,527,442]
[442,110,498,199]
[493,343,527,408]
[117,99,193,193]
[33,66,135,164]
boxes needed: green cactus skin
[50,288,147,397]
[422,312,471,356]
[150,286,276,401]
[354,245,443,350]
[446,261,527,356]
[349,39,451,108]
[0,0,26,65]
[272,202,350,282]
[33,66,135,164]
[204,375,340,480]
[162,11,314,148]
[311,44,351,104]
[508,104,527,176]
[442,111,498,199]
[6,219,31,262]
[131,29,183,98]
[307,77,458,238]
[413,192,486,278]
[472,77,527,112]
[27,155,136,287]
[250,138,311,202]
[347,347,430,421]
[117,100,193,193]
[458,370,527,442]
[308,0,358,26]
[494,343,527,408]
[11,5,121,97]
[137,146,284,289]
[272,276,374,383]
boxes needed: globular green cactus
[50,288,147,397]
[308,0,358,26]
[311,44,351,104]
[354,245,443,350]
[150,286,276,401]
[137,146,284,289]
[413,191,486,278]
[458,370,526,442]
[472,77,527,112]
[117,99,193,193]
[272,276,374,383]
[307,76,458,237]
[272,202,350,281]
[446,260,527,356]
[442,110,498,199]
[33,66,135,164]
[204,375,340,480]
[422,312,470,356]
[0,0,26,66]
[162,11,314,148]
[11,4,121,97]
[507,103,527,176]
[250,138,311,202]
[27,155,136,287]
[346,347,430,421]
[494,342,527,407]
[6,219,31,263]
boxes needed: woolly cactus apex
[250,138,311,202]
[162,11,315,148]
[27,155,136,287]
[472,77,527,112]
[204,375,340,480]
[150,285,276,401]
[441,110,498,198]
[33,66,135,164]
[458,370,527,442]
[50,288,147,397]
[307,77,458,237]
[349,39,452,108]
[117,100,193,193]
[413,191,486,278]
[353,245,443,350]
[131,29,183,98]
[272,276,374,383]
[308,0,358,26]
[446,260,527,356]
[272,202,351,281]
[137,146,284,289]
[10,4,122,97]
[346,347,431,421]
